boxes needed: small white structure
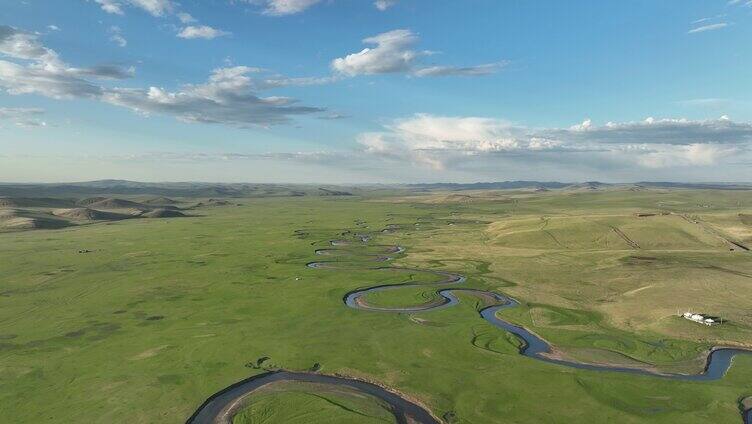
[682,311,718,326]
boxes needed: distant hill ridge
[0,197,76,208]
[408,181,752,191]
[0,180,750,198]
[408,181,572,190]
[0,181,362,197]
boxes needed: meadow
[1,188,751,423]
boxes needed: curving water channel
[743,397,752,424]
[189,227,752,423]
[186,370,440,424]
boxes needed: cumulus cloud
[0,26,132,99]
[374,0,397,11]
[332,30,419,76]
[0,107,46,128]
[0,60,102,98]
[130,0,175,16]
[93,0,230,41]
[356,114,752,171]
[357,114,556,170]
[177,25,230,39]
[243,0,322,16]
[240,0,392,15]
[0,26,325,127]
[332,29,502,78]
[102,66,323,126]
[0,25,60,63]
[94,0,175,16]
[94,0,125,15]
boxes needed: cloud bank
[332,29,502,77]
[103,66,323,126]
[0,26,323,127]
[356,114,752,171]
[0,25,133,99]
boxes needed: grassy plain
[1,188,751,423]
[231,381,394,424]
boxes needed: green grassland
[231,381,395,424]
[1,188,752,423]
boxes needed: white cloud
[0,26,323,127]
[102,66,324,126]
[688,22,728,33]
[111,35,127,47]
[637,144,736,168]
[332,29,419,76]
[569,118,593,131]
[357,114,549,169]
[559,115,752,145]
[355,114,752,171]
[0,107,46,128]
[332,29,502,78]
[0,61,100,98]
[94,0,124,15]
[177,12,197,23]
[374,0,397,11]
[93,0,175,16]
[93,0,229,41]
[47,25,60,31]
[177,25,230,40]
[0,25,61,64]
[389,114,525,152]
[0,26,132,99]
[241,0,389,15]
[109,26,127,47]
[247,0,322,16]
[128,0,175,16]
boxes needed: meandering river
[188,228,752,424]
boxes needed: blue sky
[1,0,751,183]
